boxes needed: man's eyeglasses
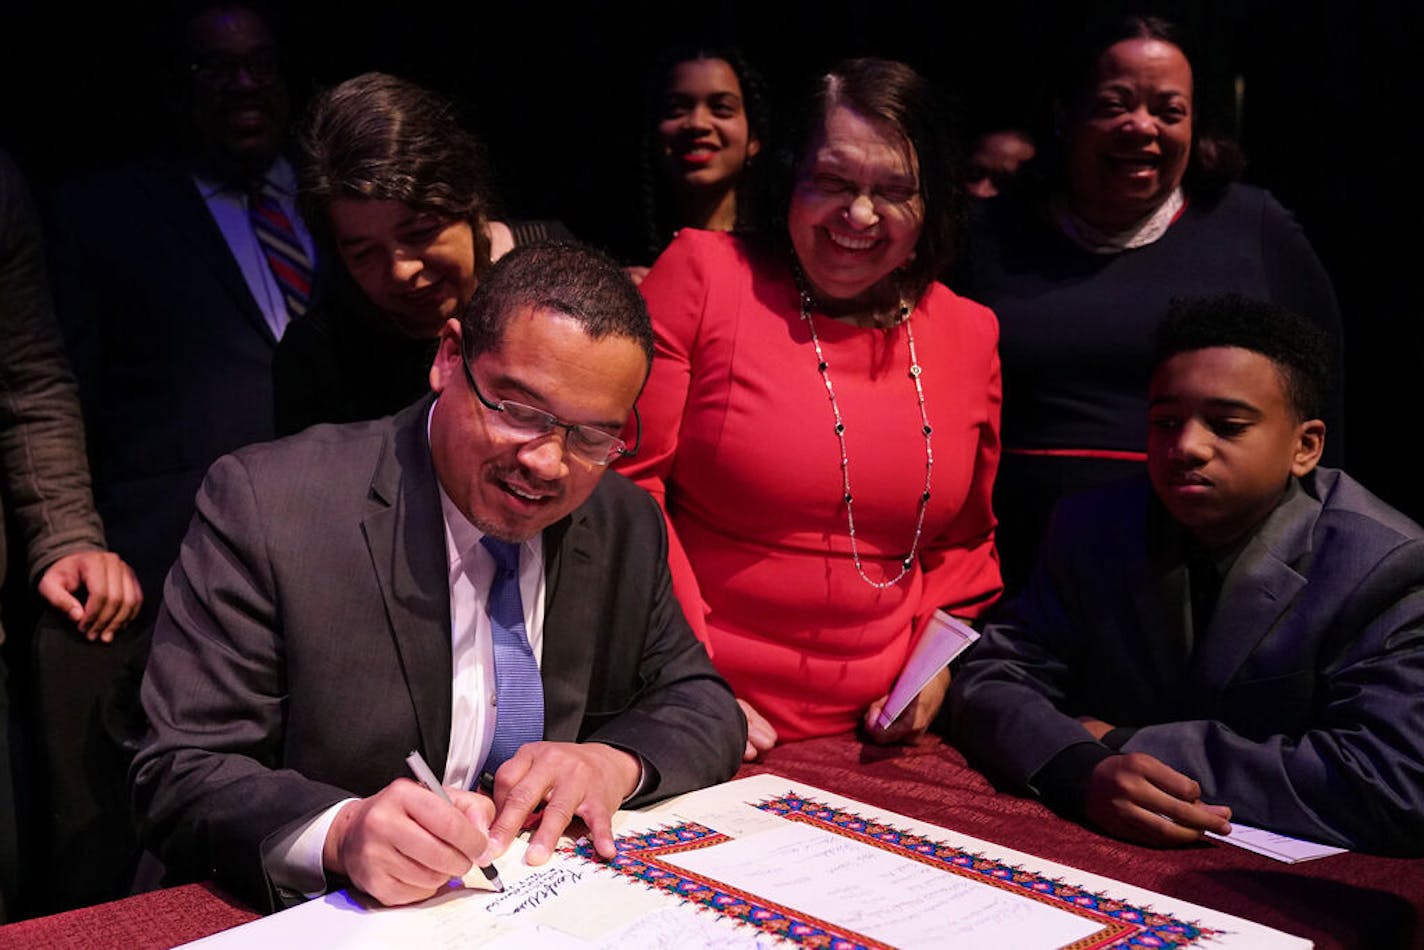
[462,360,639,466]
[190,51,281,89]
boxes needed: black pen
[405,750,505,892]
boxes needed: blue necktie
[480,537,544,776]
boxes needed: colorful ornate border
[574,791,1219,949]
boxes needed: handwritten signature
[485,866,585,916]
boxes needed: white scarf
[1052,187,1186,254]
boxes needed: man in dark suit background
[132,242,745,912]
[40,3,319,904]
[49,1,313,627]
[950,293,1424,854]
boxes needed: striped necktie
[480,537,544,777]
[248,182,314,318]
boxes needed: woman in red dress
[618,59,1002,757]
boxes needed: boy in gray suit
[951,294,1424,853]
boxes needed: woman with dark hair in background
[957,15,1343,591]
[627,47,770,279]
[274,71,570,434]
[619,58,1001,758]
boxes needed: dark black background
[3,0,1420,519]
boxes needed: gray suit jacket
[131,397,744,909]
[950,469,1424,853]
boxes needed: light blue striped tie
[480,537,544,777]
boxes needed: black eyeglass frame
[188,50,283,89]
[460,358,640,465]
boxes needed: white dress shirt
[262,403,545,896]
[441,491,546,791]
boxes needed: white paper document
[876,609,979,729]
[1206,822,1348,863]
[659,818,1098,947]
[185,775,1309,949]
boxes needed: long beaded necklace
[800,290,934,589]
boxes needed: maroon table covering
[0,882,258,948]
[3,734,1419,948]
[742,735,1424,950]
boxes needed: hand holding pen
[406,750,505,891]
[319,755,500,906]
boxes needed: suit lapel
[540,509,600,740]
[1191,483,1318,689]
[144,157,279,346]
[362,398,453,769]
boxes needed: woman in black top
[275,72,570,434]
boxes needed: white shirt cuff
[262,798,357,899]
[625,754,650,803]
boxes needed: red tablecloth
[0,881,258,949]
[3,734,1420,949]
[743,735,1424,950]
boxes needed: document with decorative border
[186,774,1309,949]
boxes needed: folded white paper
[876,609,979,729]
[1205,823,1348,863]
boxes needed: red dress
[618,230,1002,740]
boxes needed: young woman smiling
[629,48,770,276]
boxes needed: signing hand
[1084,752,1232,847]
[738,698,778,761]
[483,741,640,867]
[864,665,950,745]
[323,778,494,906]
[37,549,143,643]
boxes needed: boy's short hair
[1154,294,1333,421]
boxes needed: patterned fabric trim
[574,791,1218,949]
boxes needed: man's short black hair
[459,241,654,367]
[1154,293,1332,421]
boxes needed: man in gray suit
[951,294,1424,854]
[132,243,745,911]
